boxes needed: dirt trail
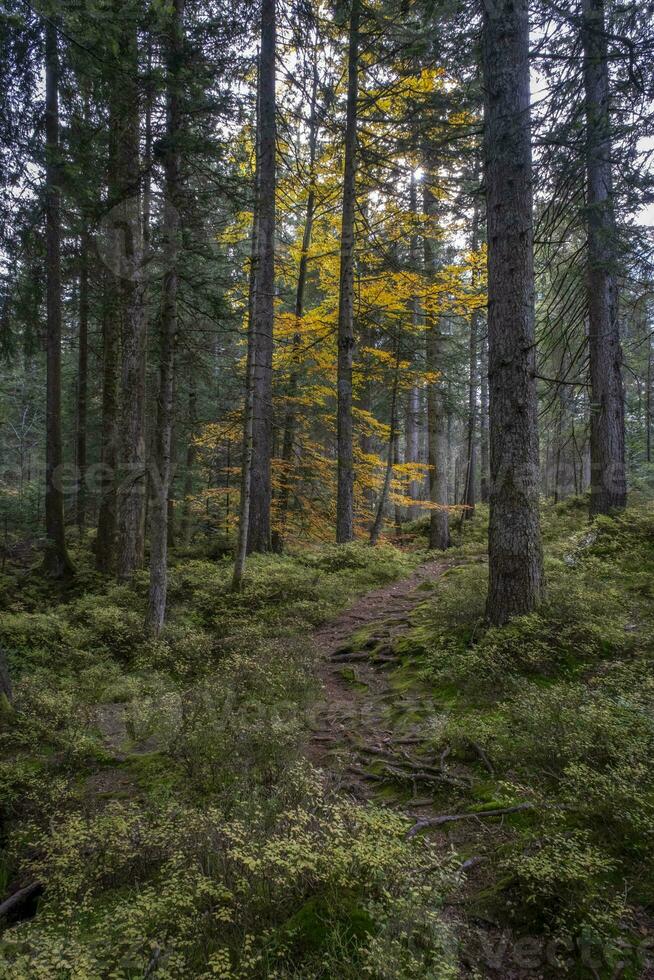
[307,560,548,979]
[309,558,460,808]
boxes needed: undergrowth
[3,505,654,977]
[0,541,460,978]
[396,501,654,976]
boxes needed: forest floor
[304,504,654,979]
[304,555,545,980]
[2,500,654,978]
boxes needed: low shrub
[406,506,654,953]
[0,612,79,672]
[503,830,625,938]
[129,638,316,802]
[0,767,458,979]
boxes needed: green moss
[338,666,368,690]
[279,891,376,955]
[118,752,183,798]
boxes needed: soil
[308,558,460,808]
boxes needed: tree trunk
[247,0,276,554]
[96,271,119,572]
[480,331,489,503]
[180,376,198,546]
[647,331,652,464]
[423,179,450,551]
[147,0,184,634]
[553,404,563,503]
[582,0,627,516]
[0,644,11,708]
[370,341,400,545]
[233,60,261,591]
[115,10,148,580]
[43,20,73,578]
[463,199,480,521]
[482,0,543,625]
[336,0,360,544]
[76,231,89,532]
[272,58,319,553]
[167,417,177,550]
[405,172,420,520]
[393,432,403,535]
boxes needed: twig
[470,741,495,775]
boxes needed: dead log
[0,881,42,921]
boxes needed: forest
[0,0,653,975]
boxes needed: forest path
[308,557,466,811]
[306,558,541,979]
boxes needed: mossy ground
[372,500,654,977]
[1,504,653,977]
[0,540,461,978]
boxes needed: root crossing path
[309,558,461,810]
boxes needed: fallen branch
[407,803,534,838]
[382,761,469,789]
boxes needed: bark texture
[147,0,184,634]
[115,9,147,580]
[480,333,489,503]
[423,180,450,551]
[96,272,119,573]
[76,231,89,531]
[43,21,73,578]
[463,197,480,520]
[582,0,627,516]
[247,0,276,554]
[482,0,543,624]
[336,0,360,544]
